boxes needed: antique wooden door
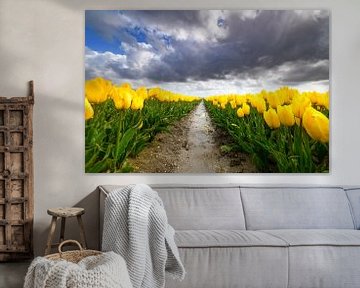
[0,81,34,261]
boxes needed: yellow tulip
[85,77,112,104]
[263,108,280,129]
[249,96,266,114]
[219,96,227,104]
[307,91,329,109]
[291,95,311,118]
[275,86,298,105]
[110,87,134,110]
[85,97,94,120]
[131,96,144,110]
[237,107,244,118]
[123,89,133,109]
[230,100,237,109]
[110,87,124,109]
[114,98,125,109]
[302,107,329,143]
[242,103,250,115]
[113,98,125,110]
[220,102,227,109]
[277,105,295,126]
[136,87,148,99]
[266,92,283,109]
[235,95,246,105]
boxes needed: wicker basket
[45,240,102,263]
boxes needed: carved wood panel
[0,81,34,261]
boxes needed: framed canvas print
[85,10,329,173]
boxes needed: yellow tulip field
[85,78,329,173]
[205,87,329,172]
[85,77,200,172]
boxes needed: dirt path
[175,101,216,172]
[127,101,257,173]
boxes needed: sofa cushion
[100,185,246,230]
[287,246,360,288]
[241,187,355,230]
[175,230,287,248]
[165,246,288,288]
[261,230,360,288]
[154,186,246,230]
[262,229,360,246]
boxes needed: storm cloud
[85,10,329,94]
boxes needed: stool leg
[60,217,66,243]
[77,215,87,249]
[45,216,57,255]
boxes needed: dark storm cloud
[86,10,329,85]
[145,60,188,82]
[278,60,329,83]
[157,10,329,82]
[106,64,138,80]
[234,59,329,87]
[226,10,329,64]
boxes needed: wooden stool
[45,207,87,255]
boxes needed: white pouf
[24,251,133,288]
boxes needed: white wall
[0,0,359,256]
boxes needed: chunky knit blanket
[102,184,185,288]
[24,251,132,288]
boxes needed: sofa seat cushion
[175,230,288,248]
[260,230,360,288]
[166,246,289,288]
[262,229,360,246]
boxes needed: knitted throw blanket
[24,251,132,288]
[102,184,185,288]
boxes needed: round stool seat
[47,207,85,218]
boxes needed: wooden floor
[0,261,30,288]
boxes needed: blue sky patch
[125,26,148,44]
[85,26,125,55]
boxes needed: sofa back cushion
[241,187,355,230]
[345,188,360,229]
[100,185,246,230]
[152,186,246,230]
